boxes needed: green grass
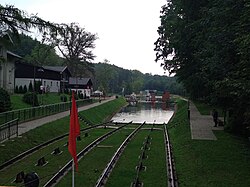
[140,129,167,187]
[106,130,149,187]
[193,100,223,117]
[56,128,134,186]
[0,97,127,165]
[10,94,31,109]
[0,128,112,186]
[10,93,69,110]
[37,93,68,105]
[82,97,127,124]
[106,129,167,187]
[168,99,250,187]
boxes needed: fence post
[16,119,19,137]
[5,113,7,124]
[8,122,10,140]
[18,110,20,122]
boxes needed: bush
[23,85,28,93]
[15,86,19,93]
[0,88,11,112]
[19,85,23,93]
[23,92,39,106]
[60,95,67,102]
[28,81,33,92]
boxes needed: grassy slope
[10,93,69,110]
[0,97,127,165]
[168,99,250,187]
[57,128,134,186]
[10,94,31,109]
[193,100,223,117]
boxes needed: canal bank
[167,99,250,187]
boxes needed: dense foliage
[47,22,97,77]
[23,92,39,106]
[155,0,250,135]
[0,88,11,112]
[94,62,185,96]
[0,4,58,45]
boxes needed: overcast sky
[1,0,167,75]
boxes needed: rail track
[0,121,111,171]
[95,122,145,187]
[164,123,178,187]
[43,121,132,187]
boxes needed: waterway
[111,102,174,124]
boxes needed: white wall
[71,88,91,97]
[15,78,60,93]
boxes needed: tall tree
[155,0,250,134]
[0,4,58,44]
[50,22,98,77]
[95,59,115,95]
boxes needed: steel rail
[164,123,178,187]
[43,122,132,187]
[95,122,146,187]
[0,121,110,171]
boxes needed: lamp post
[33,66,44,107]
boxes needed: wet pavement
[189,101,224,140]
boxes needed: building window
[57,82,59,86]
[44,81,46,85]
[51,81,52,86]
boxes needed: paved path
[189,101,223,140]
[17,97,116,136]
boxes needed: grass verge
[56,128,134,186]
[168,99,250,187]
[0,97,127,165]
[0,128,111,186]
[106,129,167,187]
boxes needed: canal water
[111,102,174,124]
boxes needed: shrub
[28,81,33,92]
[19,85,23,93]
[78,92,83,99]
[60,95,67,102]
[0,88,11,112]
[23,92,39,106]
[15,86,19,93]
[23,85,27,93]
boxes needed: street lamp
[33,66,44,107]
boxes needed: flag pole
[72,159,75,187]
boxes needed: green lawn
[168,99,250,187]
[0,128,112,186]
[107,129,167,187]
[193,100,223,117]
[0,97,127,165]
[10,93,69,110]
[10,94,31,109]
[57,128,134,186]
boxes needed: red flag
[68,91,80,171]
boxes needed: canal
[111,102,174,124]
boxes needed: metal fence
[0,118,19,142]
[0,99,93,125]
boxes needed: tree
[95,59,115,95]
[25,42,63,66]
[0,87,11,112]
[0,4,58,43]
[155,0,250,134]
[50,22,98,77]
